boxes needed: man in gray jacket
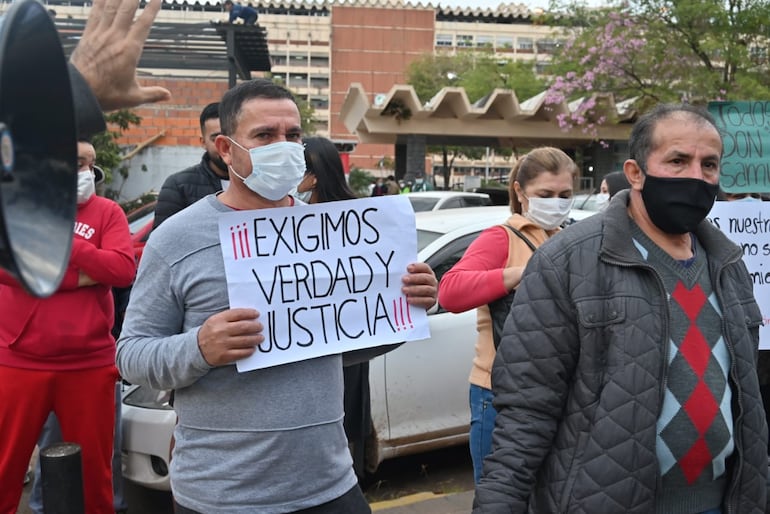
[117,78,438,513]
[474,103,769,513]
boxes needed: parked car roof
[125,200,157,263]
[406,191,492,212]
[572,192,605,212]
[415,206,509,249]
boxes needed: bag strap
[500,223,537,253]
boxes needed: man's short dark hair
[224,0,233,6]
[629,103,720,173]
[219,78,296,136]
[199,102,219,133]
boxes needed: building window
[436,33,453,47]
[310,97,329,109]
[457,34,474,48]
[497,36,513,49]
[309,76,329,89]
[535,61,551,74]
[476,35,493,49]
[750,44,768,63]
[310,56,329,67]
[288,74,307,88]
[536,39,558,54]
[289,55,308,66]
[517,37,533,52]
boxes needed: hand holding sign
[401,262,438,310]
[218,196,432,371]
[197,308,264,366]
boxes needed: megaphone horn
[0,0,78,298]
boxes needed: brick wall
[329,5,435,171]
[115,78,229,147]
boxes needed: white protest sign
[708,201,770,349]
[218,195,431,371]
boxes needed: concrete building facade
[27,0,613,199]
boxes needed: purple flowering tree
[544,0,770,133]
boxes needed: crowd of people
[0,1,768,513]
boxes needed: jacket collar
[600,189,741,266]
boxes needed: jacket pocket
[740,298,763,334]
[575,297,626,384]
[576,297,626,328]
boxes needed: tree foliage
[295,95,318,136]
[348,167,374,197]
[268,74,318,135]
[92,110,142,200]
[544,0,770,130]
[406,52,545,188]
[407,52,546,104]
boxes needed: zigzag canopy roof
[52,0,535,18]
[340,83,637,147]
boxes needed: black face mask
[641,174,719,234]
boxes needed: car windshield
[128,212,154,234]
[408,197,439,212]
[573,194,603,211]
[417,229,443,252]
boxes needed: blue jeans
[469,384,497,484]
[699,510,721,514]
[29,382,127,513]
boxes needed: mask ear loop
[226,137,249,182]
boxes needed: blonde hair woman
[438,147,577,483]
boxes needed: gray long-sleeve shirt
[117,194,356,513]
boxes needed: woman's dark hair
[508,147,578,214]
[303,137,356,203]
[603,171,630,198]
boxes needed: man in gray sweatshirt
[116,78,438,513]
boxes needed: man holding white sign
[219,195,430,371]
[116,79,437,514]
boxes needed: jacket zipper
[599,254,670,501]
[714,258,743,514]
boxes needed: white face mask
[77,170,95,204]
[296,190,313,203]
[595,192,610,210]
[524,196,574,230]
[228,139,306,201]
[289,187,313,204]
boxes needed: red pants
[0,365,117,514]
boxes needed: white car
[120,205,591,489]
[120,383,176,490]
[571,192,605,212]
[406,191,492,212]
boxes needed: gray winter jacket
[474,190,769,513]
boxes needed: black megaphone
[0,0,77,297]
